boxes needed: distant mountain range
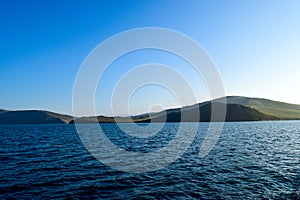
[1,96,300,124]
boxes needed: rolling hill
[134,102,280,122]
[0,109,8,114]
[0,110,73,124]
[1,96,300,124]
[215,96,300,119]
[70,96,299,123]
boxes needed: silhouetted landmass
[0,110,72,124]
[1,96,300,124]
[133,102,280,122]
[69,115,147,124]
[70,97,299,124]
[0,109,8,114]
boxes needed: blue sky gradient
[1,0,300,115]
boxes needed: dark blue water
[1,121,300,199]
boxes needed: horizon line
[1,95,300,118]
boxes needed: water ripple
[0,121,300,199]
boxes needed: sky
[0,0,300,116]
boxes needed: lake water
[1,121,300,199]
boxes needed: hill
[1,96,299,124]
[0,109,8,114]
[70,100,286,123]
[215,96,300,119]
[135,102,279,122]
[65,96,300,124]
[0,110,73,124]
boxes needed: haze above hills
[1,96,300,124]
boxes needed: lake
[1,121,300,199]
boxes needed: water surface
[1,121,300,199]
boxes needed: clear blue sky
[1,0,300,116]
